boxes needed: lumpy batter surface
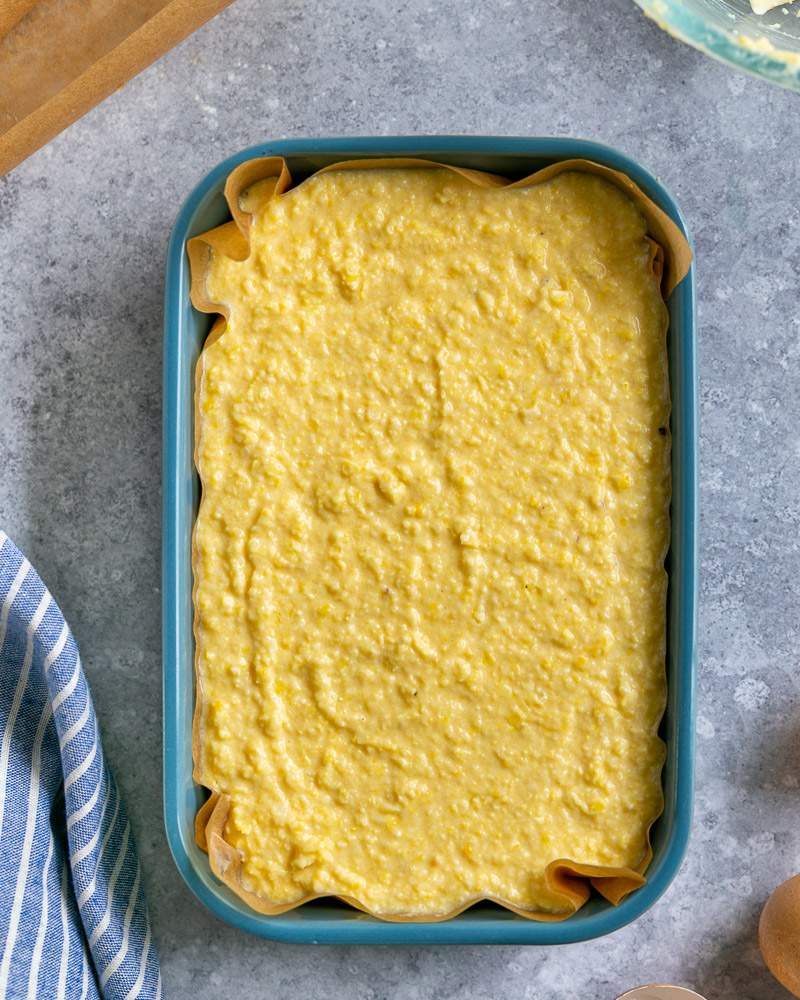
[194,167,669,917]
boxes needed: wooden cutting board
[0,0,235,175]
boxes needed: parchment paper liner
[187,155,691,923]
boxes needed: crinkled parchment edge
[186,155,691,922]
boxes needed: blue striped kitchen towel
[0,531,161,1000]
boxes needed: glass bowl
[634,0,800,91]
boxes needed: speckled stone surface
[1,1,798,997]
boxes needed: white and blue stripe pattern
[0,532,161,1000]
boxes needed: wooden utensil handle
[0,0,234,175]
[0,0,40,38]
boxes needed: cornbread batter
[194,167,669,918]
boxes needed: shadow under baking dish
[162,136,697,945]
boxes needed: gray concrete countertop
[1,1,798,997]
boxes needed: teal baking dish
[163,136,697,945]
